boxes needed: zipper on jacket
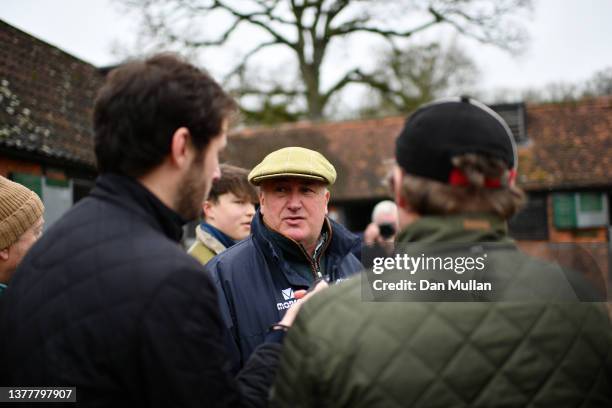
[296,218,333,280]
[298,245,320,279]
[263,216,333,281]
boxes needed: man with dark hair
[271,97,612,407]
[0,54,312,407]
[189,164,258,265]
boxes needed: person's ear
[393,166,407,209]
[324,189,330,214]
[169,127,192,169]
[0,247,9,261]
[203,200,214,220]
[258,191,265,215]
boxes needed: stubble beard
[176,155,209,221]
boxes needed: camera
[378,223,396,239]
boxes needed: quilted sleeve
[269,305,326,408]
[237,342,284,407]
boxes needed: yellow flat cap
[248,147,337,186]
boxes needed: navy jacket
[206,211,363,372]
[0,174,282,408]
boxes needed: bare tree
[585,67,612,97]
[356,40,479,116]
[489,65,612,104]
[119,0,532,120]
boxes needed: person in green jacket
[270,97,612,407]
[0,175,45,297]
[188,164,257,265]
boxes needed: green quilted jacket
[271,214,612,408]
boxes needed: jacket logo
[277,288,297,311]
[281,288,294,301]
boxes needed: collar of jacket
[396,213,513,245]
[195,224,228,255]
[90,173,186,242]
[263,214,331,280]
[0,282,6,296]
[251,209,360,285]
[200,222,235,249]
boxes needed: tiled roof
[226,97,612,200]
[518,96,612,190]
[0,20,103,167]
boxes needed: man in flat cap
[0,175,44,298]
[207,146,362,372]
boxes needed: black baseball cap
[395,96,517,185]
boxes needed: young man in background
[189,164,257,265]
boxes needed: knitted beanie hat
[0,176,45,249]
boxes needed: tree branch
[321,68,358,104]
[179,16,244,47]
[322,67,410,111]
[235,86,303,98]
[222,40,281,82]
[212,0,297,49]
[329,9,441,39]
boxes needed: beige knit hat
[0,176,45,249]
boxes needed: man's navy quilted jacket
[206,210,362,374]
[0,174,281,408]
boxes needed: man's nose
[246,204,256,216]
[286,191,302,210]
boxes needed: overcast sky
[2,0,612,99]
